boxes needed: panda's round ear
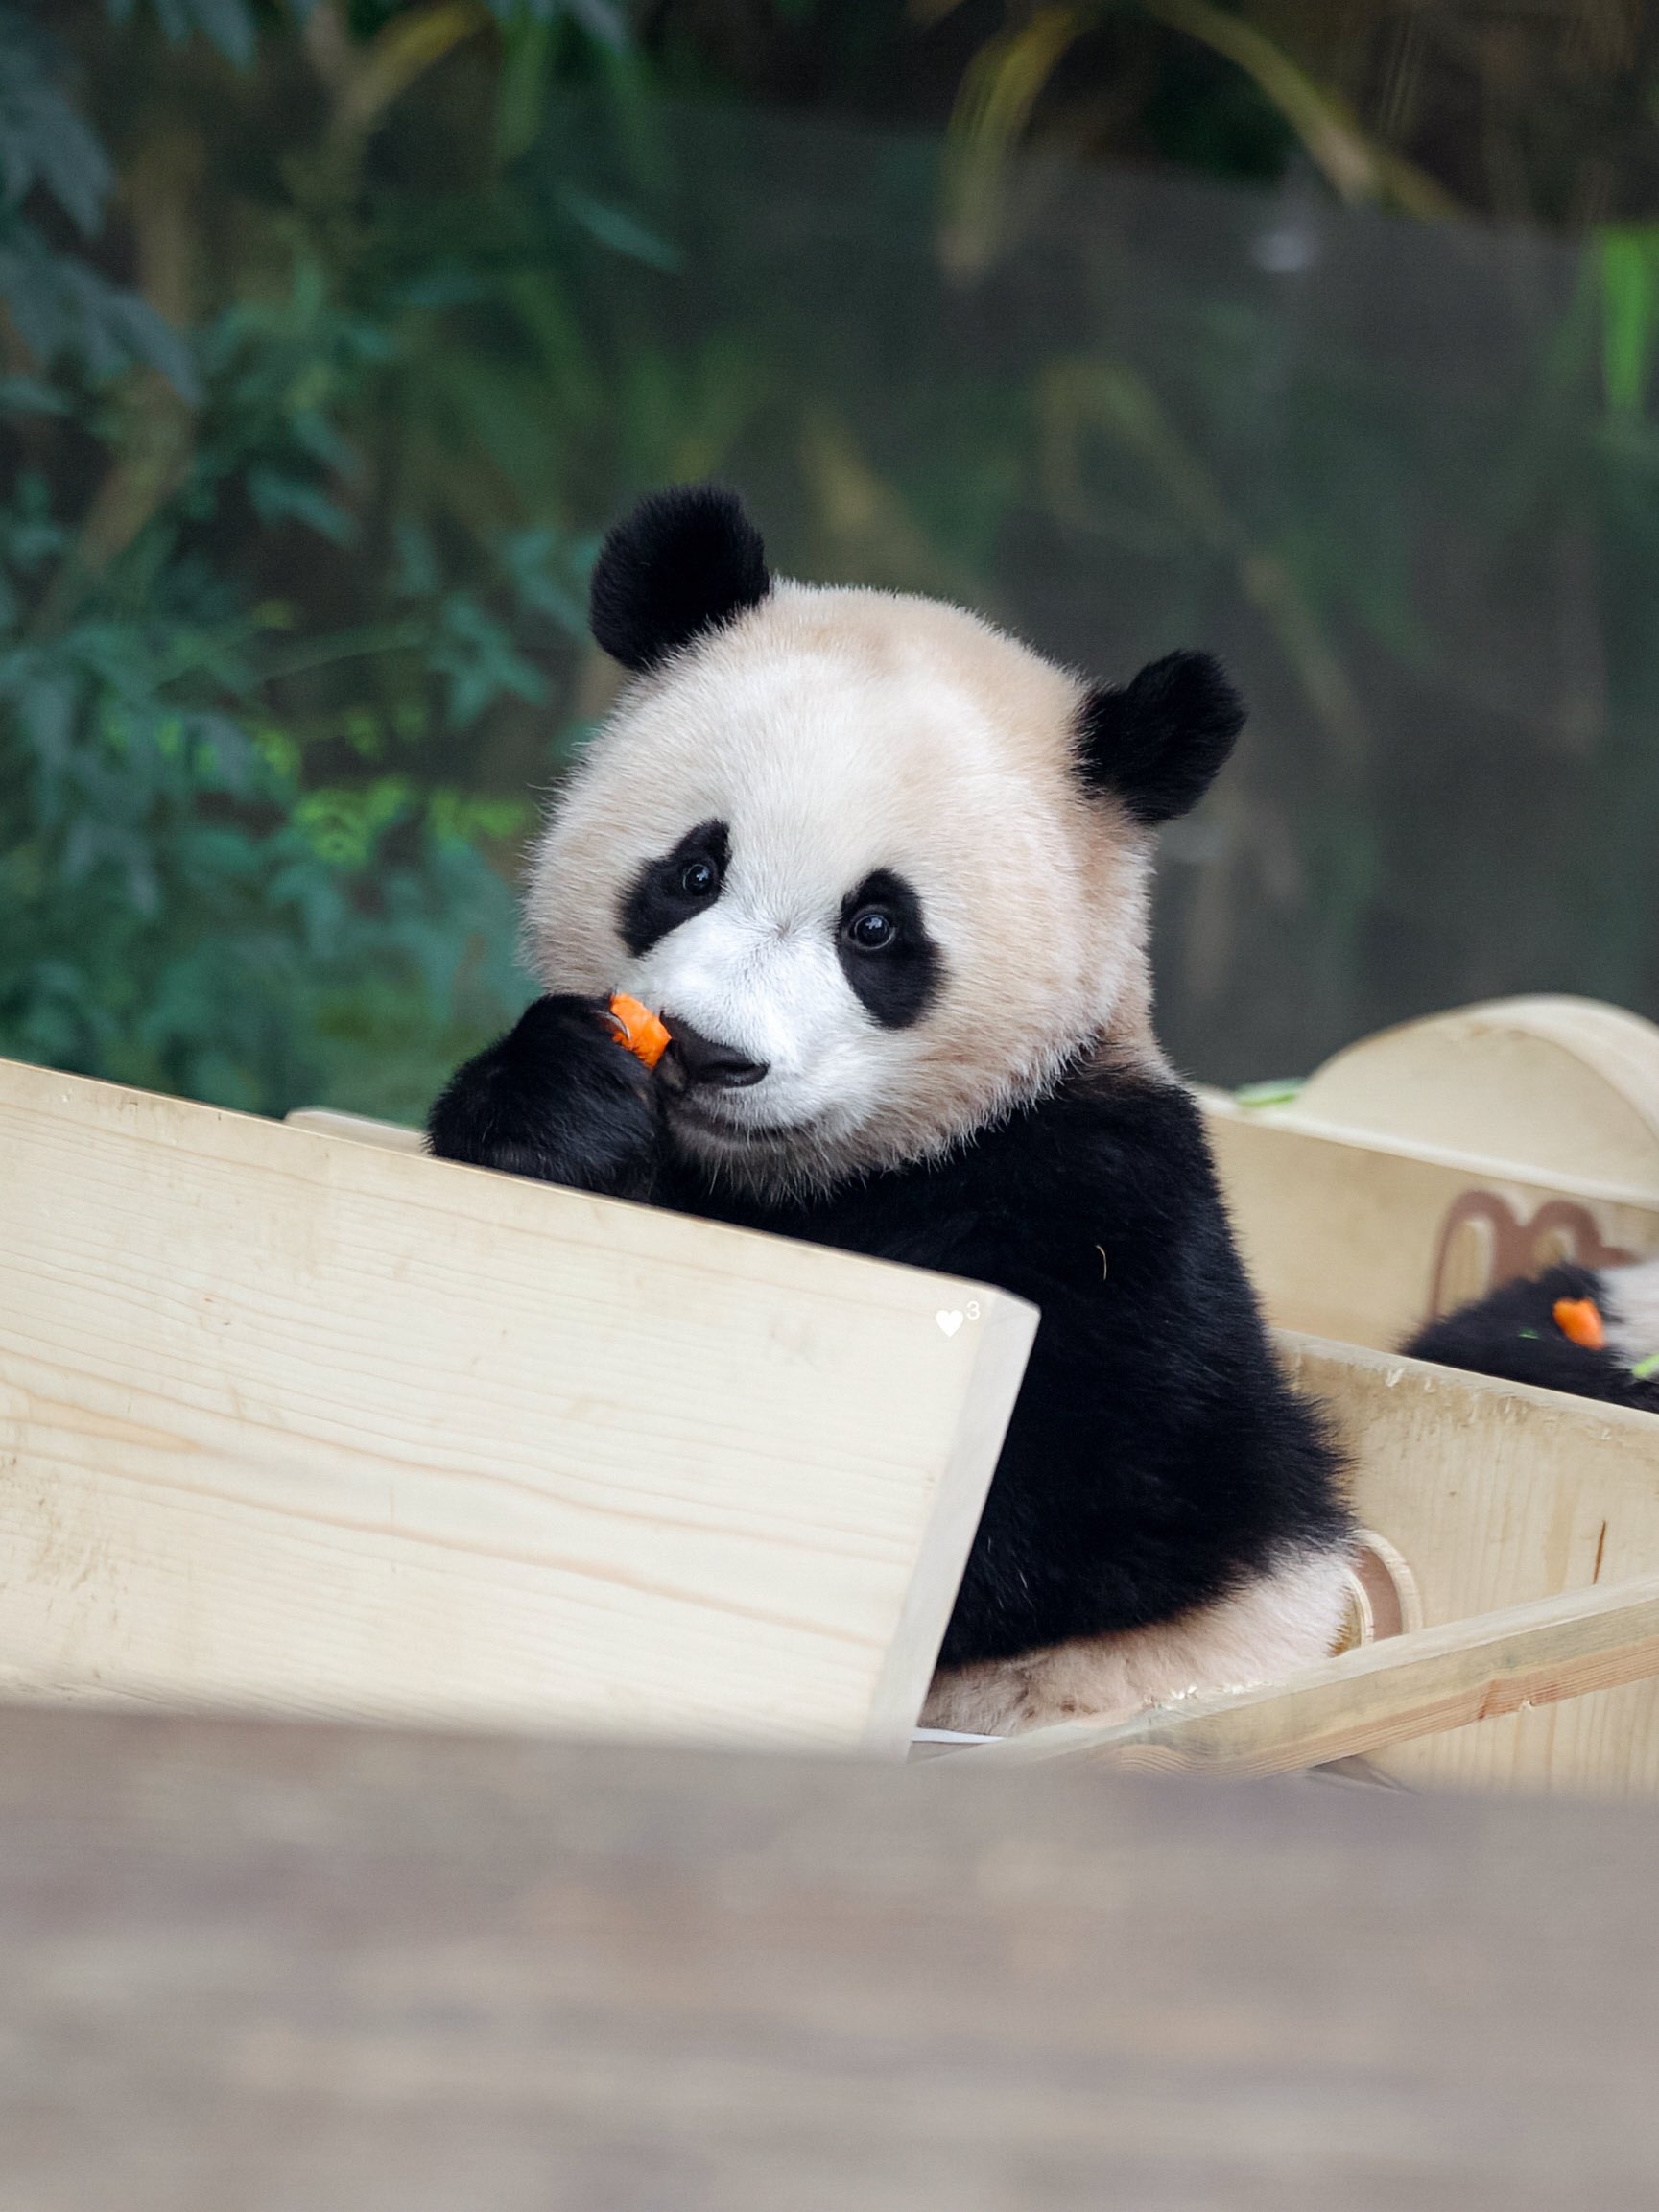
[1075,650,1245,826]
[589,484,771,674]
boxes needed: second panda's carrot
[1553,1296,1606,1350]
[607,992,672,1072]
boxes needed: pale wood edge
[1201,1088,1659,1208]
[938,1574,1659,1777]
[284,1107,426,1154]
[5,1057,991,1318]
[865,1292,1040,1758]
[1298,995,1659,1145]
[1274,1325,1659,1440]
[7,1058,1042,1750]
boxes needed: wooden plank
[1284,1334,1659,1794]
[9,1707,1659,2209]
[945,1575,1659,1777]
[1204,1094,1659,1349]
[0,1057,1035,1753]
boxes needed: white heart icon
[936,1309,964,1337]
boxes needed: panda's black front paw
[427,995,660,1200]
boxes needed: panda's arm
[426,995,663,1201]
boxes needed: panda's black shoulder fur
[1405,1264,1659,1414]
[663,1060,1351,1667]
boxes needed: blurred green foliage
[0,0,636,1119]
[4,0,1659,1117]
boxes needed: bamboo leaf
[104,0,259,68]
[934,0,1460,229]
[557,185,680,272]
[939,5,1088,275]
[1132,0,1459,217]
[326,1,493,142]
[1599,226,1659,421]
[0,8,114,234]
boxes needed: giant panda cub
[429,484,1354,1734]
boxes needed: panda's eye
[679,856,720,899]
[844,907,897,953]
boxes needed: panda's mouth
[666,1090,822,1149]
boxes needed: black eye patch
[620,819,730,956]
[836,868,940,1029]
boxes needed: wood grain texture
[1284,1335,1659,1794]
[948,1574,1659,1776]
[8,1706,1659,2211]
[1204,1095,1659,1349]
[0,1057,1036,1752]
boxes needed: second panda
[429,485,1354,1734]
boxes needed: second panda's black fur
[1406,1264,1659,1415]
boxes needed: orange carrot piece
[1553,1296,1606,1350]
[607,992,672,1071]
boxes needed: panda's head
[526,486,1243,1194]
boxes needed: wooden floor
[5,1709,1659,2208]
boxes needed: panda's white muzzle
[624,900,902,1153]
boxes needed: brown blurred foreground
[2,1705,1657,2209]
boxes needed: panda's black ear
[589,484,770,674]
[1075,651,1244,826]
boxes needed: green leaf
[1233,1080,1305,1109]
[1599,227,1659,421]
[104,0,258,68]
[0,8,114,233]
[557,185,681,272]
[0,214,200,398]
[0,372,68,416]
[246,469,357,544]
[484,0,626,43]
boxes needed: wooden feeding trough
[5,999,1659,1795]
[1199,996,1659,1352]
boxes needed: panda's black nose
[661,1016,769,1090]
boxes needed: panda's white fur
[526,582,1164,1198]
[1606,1259,1659,1368]
[921,1548,1354,1734]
